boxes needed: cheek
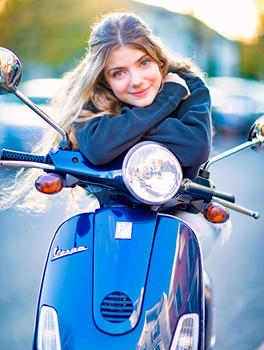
[149,66,162,86]
[109,80,127,96]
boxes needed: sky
[134,0,259,41]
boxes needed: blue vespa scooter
[0,47,262,350]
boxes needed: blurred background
[0,0,264,349]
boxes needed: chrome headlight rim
[122,141,183,205]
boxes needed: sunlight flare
[134,0,259,41]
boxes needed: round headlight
[122,141,183,205]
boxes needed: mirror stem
[14,88,72,150]
[203,137,261,171]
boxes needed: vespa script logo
[51,245,88,261]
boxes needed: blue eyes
[113,71,123,78]
[112,59,151,79]
[141,59,150,67]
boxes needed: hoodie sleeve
[74,82,187,165]
[143,76,212,178]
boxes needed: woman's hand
[164,72,190,100]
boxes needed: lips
[130,87,149,97]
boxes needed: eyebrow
[107,54,149,75]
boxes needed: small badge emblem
[52,245,88,261]
[115,222,132,239]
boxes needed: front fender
[33,209,203,350]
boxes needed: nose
[129,69,143,88]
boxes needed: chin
[137,102,152,108]
[132,96,156,108]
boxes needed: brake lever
[212,197,260,219]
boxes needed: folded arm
[144,77,212,177]
[74,82,187,165]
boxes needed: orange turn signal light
[35,173,63,194]
[203,203,229,223]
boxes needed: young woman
[73,12,212,180]
[1,11,212,211]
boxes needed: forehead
[105,46,147,70]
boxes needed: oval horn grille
[100,291,133,323]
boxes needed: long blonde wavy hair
[0,11,202,213]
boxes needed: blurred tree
[0,0,129,66]
[240,0,264,79]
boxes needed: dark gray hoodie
[74,73,212,179]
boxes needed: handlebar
[0,149,55,171]
[181,180,260,219]
[0,148,260,218]
[0,149,236,204]
[1,149,47,163]
[182,180,235,203]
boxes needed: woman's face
[104,46,162,107]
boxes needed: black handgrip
[1,149,46,163]
[212,189,235,203]
[182,180,235,203]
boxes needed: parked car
[0,78,61,151]
[207,77,264,135]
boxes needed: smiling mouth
[130,87,149,97]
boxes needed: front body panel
[33,208,203,350]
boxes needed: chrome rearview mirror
[0,47,71,149]
[0,47,22,95]
[248,115,264,151]
[203,114,264,170]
